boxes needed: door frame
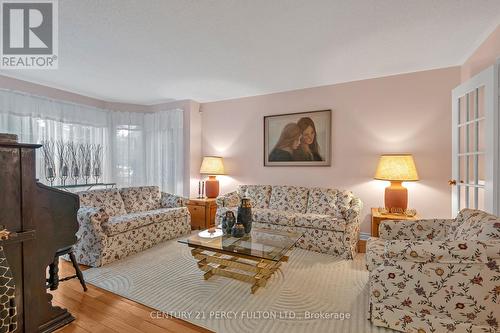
[451,63,499,215]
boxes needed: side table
[187,198,217,230]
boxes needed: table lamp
[374,154,419,211]
[200,156,225,198]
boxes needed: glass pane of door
[456,87,486,211]
[459,126,466,153]
[452,65,496,216]
[477,187,485,211]
[477,86,485,118]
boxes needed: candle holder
[92,144,103,184]
[41,140,56,186]
[80,143,92,184]
[198,180,206,198]
[57,141,69,186]
[68,142,80,185]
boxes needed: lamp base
[384,181,408,211]
[205,176,220,198]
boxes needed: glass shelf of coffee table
[178,227,302,262]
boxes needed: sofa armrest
[384,239,493,264]
[337,196,362,260]
[160,192,187,208]
[77,206,108,231]
[216,190,240,207]
[345,196,363,223]
[74,206,109,266]
[379,218,453,240]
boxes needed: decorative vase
[221,214,227,233]
[231,222,245,238]
[222,211,236,235]
[237,198,252,234]
[60,164,69,186]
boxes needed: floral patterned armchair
[366,209,500,333]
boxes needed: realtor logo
[1,0,58,69]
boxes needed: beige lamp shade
[374,154,419,182]
[200,156,225,175]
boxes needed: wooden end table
[187,198,217,230]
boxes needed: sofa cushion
[102,207,188,236]
[252,208,296,226]
[78,188,127,217]
[306,187,343,218]
[238,185,272,209]
[119,186,161,213]
[293,213,345,232]
[453,209,500,240]
[269,185,309,213]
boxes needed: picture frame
[264,109,331,166]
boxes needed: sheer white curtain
[0,89,184,195]
[0,89,113,183]
[109,111,146,188]
[144,110,184,195]
[109,108,184,194]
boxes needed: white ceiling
[1,0,499,104]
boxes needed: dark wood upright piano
[0,134,79,332]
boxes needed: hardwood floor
[52,260,213,333]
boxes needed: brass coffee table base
[190,247,288,294]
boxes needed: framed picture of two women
[264,109,331,166]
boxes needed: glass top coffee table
[179,227,303,293]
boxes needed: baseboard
[360,232,371,240]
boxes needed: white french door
[451,64,499,216]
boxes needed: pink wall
[200,67,461,232]
[461,24,500,82]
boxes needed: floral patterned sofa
[366,209,500,333]
[75,186,191,267]
[216,185,363,259]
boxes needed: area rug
[83,238,388,333]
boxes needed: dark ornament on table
[231,221,245,238]
[237,197,252,233]
[222,211,236,235]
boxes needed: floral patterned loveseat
[216,185,363,259]
[75,186,191,267]
[366,209,500,333]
